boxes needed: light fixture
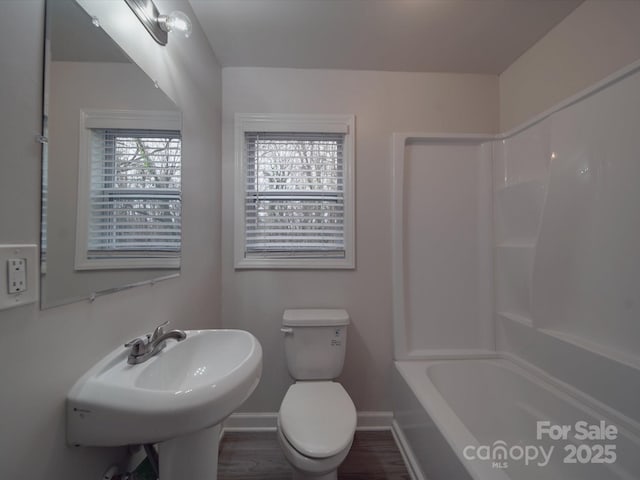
[124,0,192,46]
[158,11,192,39]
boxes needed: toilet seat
[277,422,353,477]
[278,381,356,459]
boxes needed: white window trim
[234,113,356,269]
[75,109,182,270]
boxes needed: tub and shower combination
[393,357,639,480]
[390,63,640,480]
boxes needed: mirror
[41,0,182,309]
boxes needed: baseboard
[391,419,426,480]
[355,411,393,430]
[223,412,278,432]
[223,411,393,432]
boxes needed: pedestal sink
[67,329,262,479]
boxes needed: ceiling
[189,0,583,74]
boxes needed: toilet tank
[282,309,349,380]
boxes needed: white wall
[0,1,222,478]
[222,67,498,413]
[499,0,640,131]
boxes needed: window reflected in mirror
[41,0,182,309]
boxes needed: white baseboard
[391,419,426,480]
[223,412,278,432]
[223,411,393,432]
[355,411,393,430]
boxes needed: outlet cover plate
[0,245,38,310]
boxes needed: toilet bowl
[278,381,356,480]
[278,310,356,480]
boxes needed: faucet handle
[125,337,148,357]
[151,321,170,342]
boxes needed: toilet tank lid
[283,309,350,327]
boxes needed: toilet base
[292,468,337,480]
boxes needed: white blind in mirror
[88,128,181,258]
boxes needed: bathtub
[392,357,640,480]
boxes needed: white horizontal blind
[41,118,49,266]
[245,131,345,258]
[88,128,181,258]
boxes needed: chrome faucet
[124,321,187,365]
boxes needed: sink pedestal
[158,424,221,479]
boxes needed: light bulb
[158,11,192,39]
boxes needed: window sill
[235,256,355,270]
[75,257,180,270]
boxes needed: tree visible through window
[245,131,345,258]
[88,128,181,258]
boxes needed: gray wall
[221,67,499,413]
[499,0,640,131]
[0,1,222,478]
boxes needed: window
[41,115,49,273]
[235,114,355,269]
[75,110,182,270]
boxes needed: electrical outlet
[0,245,38,310]
[7,258,27,293]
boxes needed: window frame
[234,113,355,269]
[75,109,182,270]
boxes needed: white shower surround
[391,133,495,360]
[392,59,640,479]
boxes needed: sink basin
[67,329,262,447]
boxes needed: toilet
[277,309,356,480]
